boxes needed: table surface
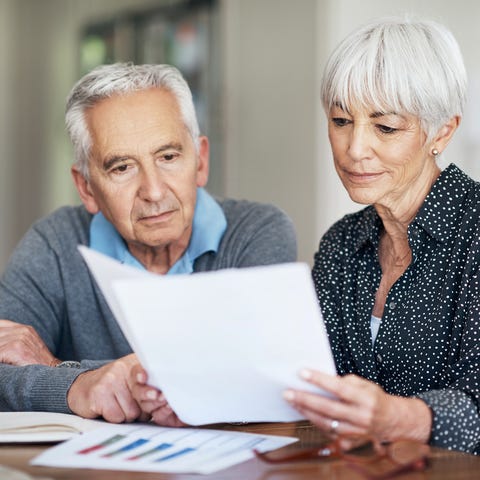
[0,421,479,480]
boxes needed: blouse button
[376,353,383,363]
[389,301,396,310]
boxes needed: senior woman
[284,17,480,454]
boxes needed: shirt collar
[89,187,227,274]
[352,206,382,253]
[413,164,475,243]
[351,164,475,254]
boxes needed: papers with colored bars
[32,422,297,474]
[78,246,337,426]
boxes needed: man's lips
[138,210,175,222]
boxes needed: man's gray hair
[321,16,467,142]
[65,63,200,178]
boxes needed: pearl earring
[432,148,439,156]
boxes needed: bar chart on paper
[32,423,297,474]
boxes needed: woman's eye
[376,124,398,134]
[332,117,351,127]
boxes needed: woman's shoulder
[321,206,374,246]
[313,206,374,269]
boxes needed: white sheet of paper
[78,246,155,357]
[79,247,337,425]
[31,423,297,474]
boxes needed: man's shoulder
[33,205,92,231]
[200,196,297,268]
[25,205,92,250]
[216,196,292,227]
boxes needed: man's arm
[0,320,60,366]
[0,209,131,412]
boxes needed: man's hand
[130,363,186,427]
[0,319,60,366]
[67,353,143,423]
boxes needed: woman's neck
[374,163,441,240]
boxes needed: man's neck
[127,229,192,274]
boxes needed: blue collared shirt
[89,188,227,274]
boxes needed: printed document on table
[32,423,297,474]
[79,247,337,425]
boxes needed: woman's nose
[348,126,374,161]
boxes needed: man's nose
[138,169,166,202]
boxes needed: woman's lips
[344,170,385,183]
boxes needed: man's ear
[195,136,210,188]
[71,166,100,214]
[430,116,461,154]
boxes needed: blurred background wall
[1,0,480,270]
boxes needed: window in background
[78,0,223,195]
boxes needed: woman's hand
[130,363,186,427]
[284,369,432,443]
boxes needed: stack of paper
[79,246,337,425]
[28,250,338,474]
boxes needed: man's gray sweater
[0,199,296,412]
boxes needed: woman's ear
[430,116,461,154]
[71,166,100,214]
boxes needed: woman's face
[328,104,436,209]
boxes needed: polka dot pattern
[312,164,480,454]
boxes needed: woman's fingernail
[300,369,312,380]
[283,390,295,402]
[136,373,144,383]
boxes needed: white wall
[0,0,16,267]
[221,0,320,263]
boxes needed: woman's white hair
[321,16,467,142]
[65,63,200,178]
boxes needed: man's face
[74,88,209,253]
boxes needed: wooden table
[0,421,478,479]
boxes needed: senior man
[0,63,296,422]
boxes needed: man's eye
[163,153,178,161]
[109,163,132,175]
[332,117,351,127]
[376,124,398,134]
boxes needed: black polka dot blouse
[313,164,480,454]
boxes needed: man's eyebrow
[102,143,184,170]
[153,142,183,155]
